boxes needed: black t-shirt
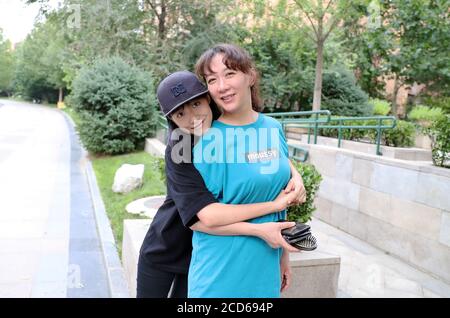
[139,143,217,274]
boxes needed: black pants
[136,257,187,298]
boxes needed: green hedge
[319,117,415,148]
[424,115,450,168]
[320,66,372,117]
[70,57,157,155]
[370,98,391,116]
[287,162,322,223]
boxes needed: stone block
[390,197,441,241]
[352,158,373,187]
[282,251,341,298]
[370,162,419,201]
[331,203,349,233]
[123,219,341,298]
[335,153,353,181]
[313,196,332,224]
[145,138,166,158]
[308,147,336,177]
[359,187,392,221]
[122,219,152,298]
[319,176,360,211]
[406,229,450,284]
[346,209,370,242]
[415,172,450,211]
[366,216,412,262]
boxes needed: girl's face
[169,96,213,136]
[204,53,255,115]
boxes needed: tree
[13,18,66,102]
[273,0,364,111]
[340,1,390,97]
[341,0,450,117]
[0,29,15,96]
[385,0,450,100]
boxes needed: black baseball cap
[157,71,208,117]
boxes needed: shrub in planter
[370,98,391,116]
[408,105,444,127]
[422,96,450,115]
[319,116,368,141]
[287,161,323,223]
[156,156,166,185]
[70,56,157,155]
[382,120,415,147]
[424,115,450,168]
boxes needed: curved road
[0,99,109,297]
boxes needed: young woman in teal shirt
[187,44,303,297]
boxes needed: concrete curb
[85,159,131,298]
[61,111,131,298]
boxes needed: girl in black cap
[137,70,305,298]
[187,44,306,297]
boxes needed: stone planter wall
[297,142,450,283]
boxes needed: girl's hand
[284,175,306,206]
[280,250,292,293]
[254,222,300,253]
[274,189,298,211]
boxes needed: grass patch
[62,105,166,257]
[62,106,82,127]
[91,152,166,257]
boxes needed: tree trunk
[158,0,166,40]
[312,39,324,112]
[391,75,400,118]
[58,87,63,103]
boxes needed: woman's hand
[254,222,300,253]
[284,174,306,206]
[274,189,299,212]
[280,249,292,293]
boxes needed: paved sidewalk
[0,100,116,297]
[0,101,71,297]
[311,218,450,297]
[64,114,109,297]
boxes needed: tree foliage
[0,29,15,96]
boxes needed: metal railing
[266,110,397,156]
[154,114,168,144]
[151,110,397,158]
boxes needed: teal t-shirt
[189,113,291,298]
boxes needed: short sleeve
[277,122,289,158]
[165,146,217,227]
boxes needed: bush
[319,116,371,141]
[382,120,415,147]
[287,162,323,223]
[370,98,391,116]
[319,116,414,148]
[320,66,372,117]
[408,105,444,123]
[156,156,166,185]
[422,95,450,114]
[424,115,450,168]
[70,57,157,155]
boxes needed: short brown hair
[195,43,263,112]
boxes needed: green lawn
[91,152,166,257]
[62,106,166,256]
[62,107,82,127]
